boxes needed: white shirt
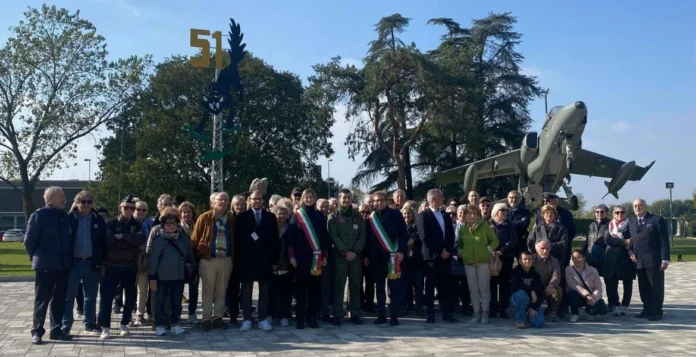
[429,207,445,236]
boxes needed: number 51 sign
[189,28,224,69]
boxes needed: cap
[291,187,302,196]
[543,193,558,199]
[479,196,490,203]
[121,194,135,204]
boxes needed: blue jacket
[24,205,73,272]
[288,205,330,274]
[69,209,107,270]
[367,207,408,274]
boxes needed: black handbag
[166,238,196,284]
[572,267,608,316]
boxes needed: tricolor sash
[295,207,322,276]
[369,211,401,279]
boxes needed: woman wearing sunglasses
[602,205,636,316]
[583,204,610,272]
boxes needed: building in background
[0,180,90,230]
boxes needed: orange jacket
[191,209,236,262]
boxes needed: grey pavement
[2,263,696,357]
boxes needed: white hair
[316,198,328,206]
[157,194,173,210]
[491,202,508,219]
[269,194,283,207]
[426,189,443,202]
[535,239,550,248]
[43,186,63,202]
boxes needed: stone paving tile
[2,263,696,356]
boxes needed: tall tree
[91,54,334,210]
[0,5,150,218]
[310,14,438,197]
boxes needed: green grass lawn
[2,237,696,278]
[0,242,33,277]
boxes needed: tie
[638,217,643,227]
[255,211,261,226]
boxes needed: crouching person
[566,250,607,322]
[149,212,197,336]
[509,251,545,328]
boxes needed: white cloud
[610,121,632,132]
[340,57,363,69]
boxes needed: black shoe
[390,317,399,326]
[443,315,459,323]
[223,311,231,318]
[201,320,212,331]
[296,322,305,329]
[499,310,510,319]
[61,327,70,336]
[350,316,363,325]
[322,315,332,323]
[331,317,342,326]
[489,310,498,318]
[635,313,651,319]
[112,305,122,314]
[426,314,435,324]
[49,333,72,341]
[363,304,376,313]
[31,334,42,345]
[648,315,663,321]
[374,317,387,325]
[213,318,228,330]
[461,309,473,317]
[308,318,319,329]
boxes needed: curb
[0,276,35,282]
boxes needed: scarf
[339,205,352,215]
[609,219,628,238]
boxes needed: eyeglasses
[614,211,626,215]
[360,211,370,215]
[80,200,93,205]
[595,210,605,214]
[122,206,135,211]
[136,208,147,212]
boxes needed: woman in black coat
[602,205,636,316]
[288,189,330,329]
[582,204,611,272]
[489,203,517,319]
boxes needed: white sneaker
[173,324,185,335]
[480,313,489,324]
[99,327,110,339]
[586,314,595,321]
[620,306,627,316]
[265,316,272,324]
[280,318,289,327]
[119,324,130,336]
[259,320,272,331]
[240,320,252,331]
[155,326,167,336]
[188,314,200,325]
[470,313,481,324]
[569,314,580,322]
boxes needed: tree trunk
[395,153,406,192]
[22,182,35,222]
[404,148,414,199]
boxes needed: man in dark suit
[417,189,458,323]
[235,190,280,331]
[624,198,669,321]
[24,186,74,344]
[367,191,408,326]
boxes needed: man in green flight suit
[328,188,366,326]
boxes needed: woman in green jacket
[456,204,499,324]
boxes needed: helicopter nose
[575,101,585,109]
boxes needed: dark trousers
[188,276,200,316]
[374,271,405,318]
[637,267,665,316]
[225,266,241,318]
[319,256,333,317]
[424,259,453,317]
[405,259,424,311]
[98,265,137,328]
[567,289,588,315]
[295,273,321,324]
[76,282,84,313]
[241,280,269,321]
[450,273,471,312]
[32,271,69,337]
[268,272,293,320]
[605,278,633,308]
[361,260,375,309]
[490,256,514,313]
[155,280,184,326]
[113,283,124,309]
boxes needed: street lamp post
[327,159,333,198]
[544,88,550,114]
[84,159,91,182]
[666,182,674,247]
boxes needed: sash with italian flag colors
[368,211,401,279]
[295,207,322,276]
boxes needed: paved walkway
[1,263,696,357]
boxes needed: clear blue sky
[1,0,694,205]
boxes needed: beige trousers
[199,256,232,321]
[136,272,148,315]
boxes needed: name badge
[251,232,259,241]
[94,224,99,229]
[353,224,359,230]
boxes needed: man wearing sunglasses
[98,195,146,339]
[61,191,106,338]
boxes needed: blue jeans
[62,259,100,329]
[510,290,544,327]
[157,280,184,326]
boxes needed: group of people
[23,183,670,344]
